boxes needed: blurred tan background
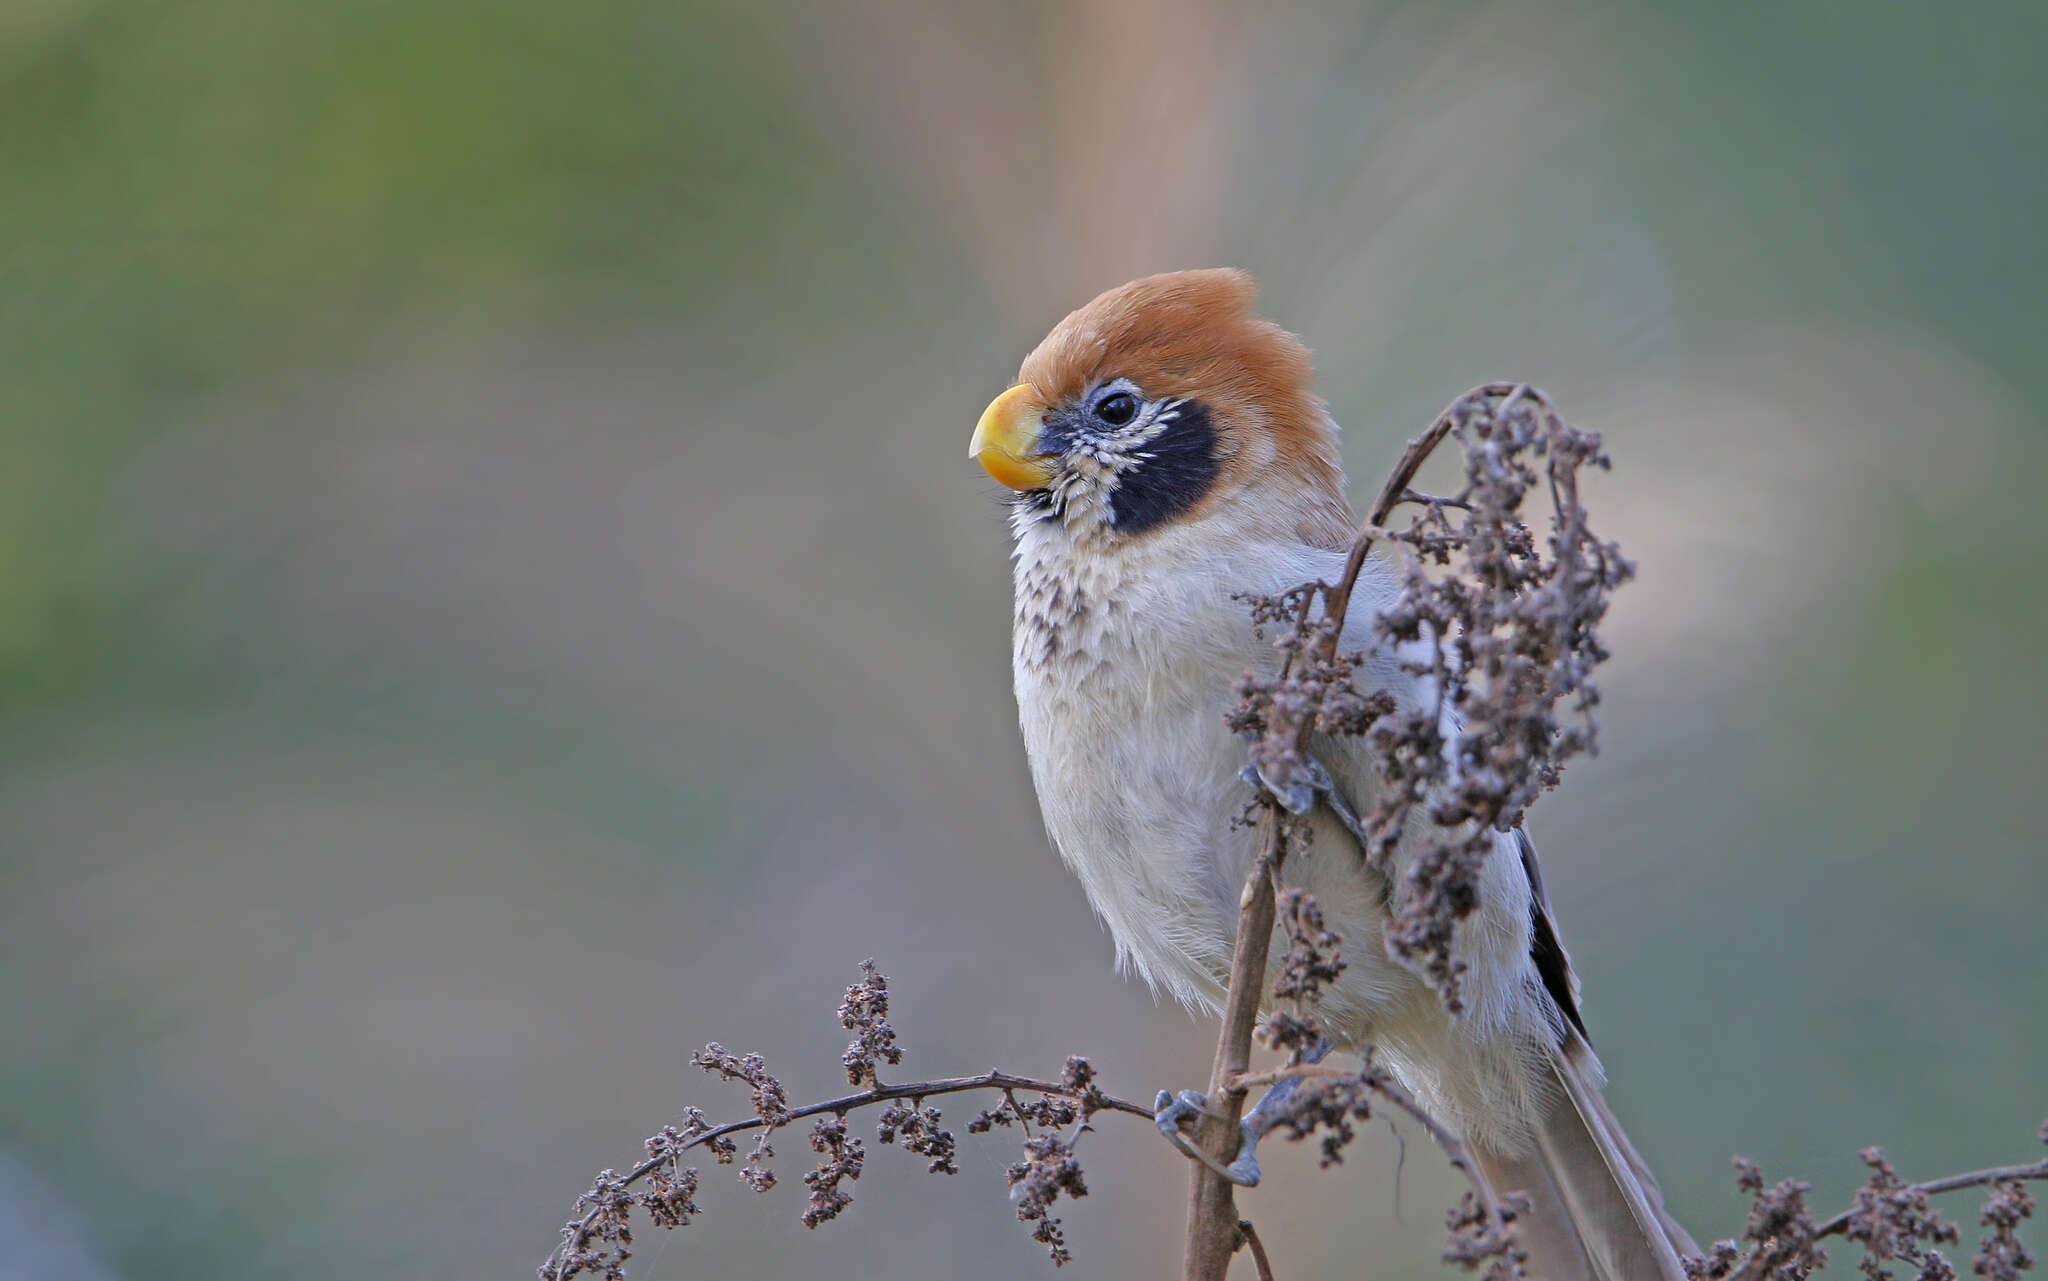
[3,2,2045,1278]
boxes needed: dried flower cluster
[1260,885,1346,1060]
[555,1170,637,1281]
[1684,1133,2048,1281]
[1685,1158,1830,1281]
[876,1099,959,1174]
[1842,1147,1963,1280]
[1363,386,1630,1012]
[1230,588,1393,814]
[539,966,1148,1280]
[1228,386,1628,1014]
[1277,1062,1387,1169]
[1201,385,1624,1272]
[800,1114,865,1227]
[692,1042,789,1190]
[1445,1188,1532,1280]
[642,1121,708,1227]
[1008,1131,1088,1265]
[1975,1180,2035,1281]
[1270,887,1345,1009]
[839,959,902,1087]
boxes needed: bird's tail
[1472,1034,1698,1281]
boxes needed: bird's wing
[1515,826,1590,1042]
[1494,825,1703,1278]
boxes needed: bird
[969,269,1697,1281]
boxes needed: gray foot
[1221,1036,1336,1187]
[1154,1088,1262,1185]
[1239,763,1318,815]
[1242,759,1378,849]
[1225,1079,1301,1187]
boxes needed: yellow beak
[969,383,1056,490]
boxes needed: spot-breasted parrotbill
[971,269,1696,1281]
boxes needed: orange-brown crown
[1015,269,1353,546]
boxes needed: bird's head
[970,269,1355,549]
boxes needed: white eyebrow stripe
[1123,400,1181,449]
[1068,388,1184,463]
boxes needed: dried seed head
[1007,1131,1088,1266]
[799,1114,865,1228]
[839,959,904,1087]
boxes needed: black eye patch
[1108,398,1218,535]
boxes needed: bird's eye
[1095,392,1139,426]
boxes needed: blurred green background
[3,2,2044,1278]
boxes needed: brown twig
[1353,1070,1509,1231]
[543,1070,1152,1280]
[1317,381,1536,671]
[1225,1062,1375,1092]
[1183,807,1290,1281]
[1810,1158,2048,1241]
[1236,1218,1278,1281]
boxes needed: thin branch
[544,1070,1152,1280]
[1811,1157,2048,1240]
[1224,1062,1364,1092]
[1399,488,1472,511]
[1357,1071,1504,1216]
[676,1071,1151,1163]
[1236,1218,1277,1281]
[1182,810,1289,1281]
[1314,387,1535,678]
[1002,1087,1035,1137]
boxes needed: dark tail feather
[1472,1036,1696,1281]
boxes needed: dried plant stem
[1806,1157,2048,1238]
[1184,807,1288,1281]
[1224,1063,1361,1092]
[1359,1070,1512,1244]
[1236,1219,1278,1281]
[657,1070,1147,1173]
[1318,381,1535,670]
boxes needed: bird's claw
[1241,758,1336,816]
[1153,1088,1263,1186]
[1155,1038,1328,1188]
[1225,1123,1264,1186]
[1153,1089,1210,1162]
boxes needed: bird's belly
[1016,657,1414,1031]
[1018,670,1252,1010]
